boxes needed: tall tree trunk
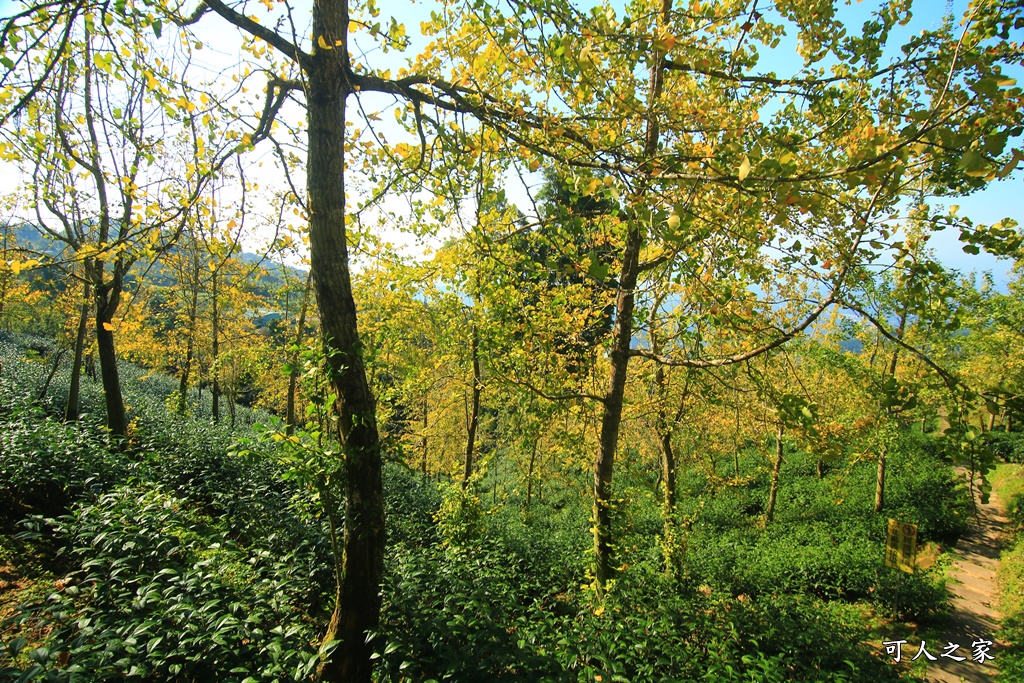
[94,276,128,437]
[0,226,11,329]
[659,430,675,516]
[526,437,539,508]
[649,301,680,518]
[177,261,201,414]
[65,280,91,422]
[462,321,481,487]
[286,269,313,435]
[766,424,784,525]
[592,0,672,596]
[733,396,741,481]
[593,219,642,593]
[305,37,384,683]
[876,305,907,513]
[227,357,237,428]
[211,270,220,422]
[656,375,676,514]
[421,396,428,478]
[874,446,886,514]
[38,347,67,403]
[84,351,95,381]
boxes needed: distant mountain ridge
[6,221,305,284]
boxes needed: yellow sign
[885,519,918,574]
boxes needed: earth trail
[925,470,1009,682]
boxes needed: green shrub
[434,482,485,550]
[382,463,441,546]
[984,431,1024,464]
[0,404,130,521]
[377,543,905,683]
[6,489,322,682]
[673,430,963,620]
[873,566,949,621]
[886,442,970,546]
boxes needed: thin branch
[495,367,606,404]
[202,0,310,68]
[629,292,836,368]
[840,299,960,392]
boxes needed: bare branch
[629,292,836,368]
[203,0,310,68]
[840,300,961,392]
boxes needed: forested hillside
[2,0,1024,681]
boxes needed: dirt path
[924,471,1009,682]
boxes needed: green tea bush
[873,566,949,621]
[378,541,565,682]
[382,463,441,546]
[377,540,905,683]
[434,482,485,550]
[984,430,1024,464]
[885,442,969,546]
[672,430,964,620]
[8,488,322,682]
[0,404,130,521]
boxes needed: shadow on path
[926,469,1008,683]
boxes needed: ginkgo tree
[0,5,262,437]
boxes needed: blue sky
[339,0,1023,284]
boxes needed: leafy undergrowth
[663,434,966,623]
[0,533,64,678]
[0,333,967,681]
[993,463,1024,682]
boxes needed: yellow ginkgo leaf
[317,35,333,50]
[738,155,751,182]
[102,322,115,331]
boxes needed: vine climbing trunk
[303,11,384,679]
